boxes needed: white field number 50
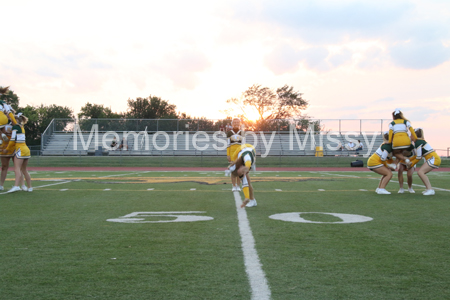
[107,211,214,223]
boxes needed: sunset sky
[2,0,449,150]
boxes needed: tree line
[1,84,317,146]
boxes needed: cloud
[264,43,302,75]
[264,43,330,74]
[328,48,353,67]
[153,47,211,90]
[234,0,450,70]
[235,0,413,42]
[298,47,330,70]
[389,40,450,69]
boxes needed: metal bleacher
[41,131,383,157]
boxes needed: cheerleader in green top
[0,86,18,130]
[3,113,32,193]
[409,128,441,196]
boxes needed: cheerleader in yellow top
[409,128,441,196]
[228,143,257,208]
[0,123,15,191]
[388,108,417,164]
[3,113,32,193]
[226,118,245,191]
[0,86,18,133]
[367,132,397,194]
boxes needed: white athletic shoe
[0,186,3,191]
[21,185,28,192]
[28,187,33,192]
[375,188,380,193]
[408,188,415,193]
[8,186,21,193]
[231,186,237,192]
[377,189,391,195]
[423,189,435,196]
[224,169,231,177]
[236,186,241,191]
[245,199,257,207]
[398,188,405,194]
[1,133,8,142]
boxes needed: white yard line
[33,180,73,189]
[233,191,271,300]
[0,180,73,194]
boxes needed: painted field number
[269,212,373,224]
[107,211,214,223]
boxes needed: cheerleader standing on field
[1,123,15,191]
[0,121,27,191]
[0,86,18,134]
[409,128,441,196]
[388,108,417,165]
[226,118,244,192]
[367,132,397,194]
[3,113,32,193]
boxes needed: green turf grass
[27,155,450,168]
[1,171,449,299]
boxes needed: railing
[40,119,55,150]
[48,118,392,134]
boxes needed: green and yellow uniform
[0,99,17,127]
[388,119,417,149]
[398,143,416,167]
[410,139,441,169]
[0,124,15,157]
[227,128,244,158]
[367,143,394,169]
[231,144,256,199]
[6,124,30,159]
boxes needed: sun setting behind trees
[223,84,311,129]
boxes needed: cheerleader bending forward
[409,128,441,196]
[3,113,32,192]
[388,108,417,165]
[367,132,397,194]
[397,144,416,194]
[228,143,257,208]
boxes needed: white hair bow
[394,108,401,115]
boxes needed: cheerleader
[0,122,15,190]
[367,132,397,194]
[388,108,417,165]
[0,86,18,132]
[409,128,441,196]
[3,113,32,192]
[228,143,257,207]
[0,122,27,191]
[397,144,416,193]
[226,118,244,191]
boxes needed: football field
[1,170,450,299]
